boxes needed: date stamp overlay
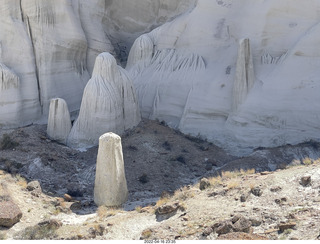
[144,240,176,244]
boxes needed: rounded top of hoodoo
[92,52,118,79]
[99,132,121,142]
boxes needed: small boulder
[26,180,41,192]
[232,216,252,233]
[215,221,234,235]
[240,193,249,202]
[27,181,42,197]
[213,215,253,236]
[0,199,22,227]
[64,194,73,202]
[251,186,262,197]
[202,226,214,237]
[155,202,181,221]
[249,217,262,227]
[300,176,311,187]
[199,178,211,191]
[156,202,180,215]
[38,219,62,228]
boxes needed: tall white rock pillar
[94,133,128,207]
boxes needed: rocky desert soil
[0,119,320,240]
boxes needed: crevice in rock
[25,15,42,112]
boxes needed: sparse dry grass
[155,197,170,208]
[173,186,195,201]
[302,157,313,165]
[208,175,222,187]
[141,229,153,239]
[314,158,320,164]
[302,157,320,165]
[97,206,122,220]
[221,169,255,179]
[15,174,28,189]
[227,180,240,190]
[135,206,142,213]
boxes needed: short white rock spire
[47,98,72,144]
[94,132,128,207]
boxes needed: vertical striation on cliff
[232,38,255,111]
[67,52,140,149]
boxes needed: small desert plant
[302,157,313,165]
[155,197,170,208]
[135,206,142,213]
[227,180,240,190]
[208,175,222,187]
[15,174,28,189]
[221,169,255,179]
[141,229,153,239]
[0,134,19,150]
[314,158,320,164]
[173,186,195,201]
[97,206,121,220]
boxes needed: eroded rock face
[67,52,140,149]
[0,64,22,128]
[0,0,192,128]
[47,98,72,145]
[94,133,128,207]
[127,0,320,155]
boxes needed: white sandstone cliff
[67,52,140,149]
[0,64,22,128]
[0,0,191,128]
[94,133,128,207]
[0,0,41,127]
[127,0,320,155]
[47,98,72,144]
